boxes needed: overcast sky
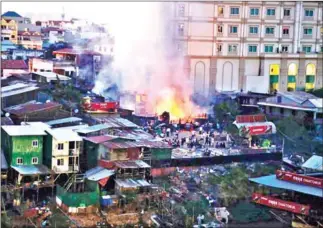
[2,2,160,24]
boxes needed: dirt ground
[69,214,102,227]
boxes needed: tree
[213,101,240,123]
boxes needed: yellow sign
[270,64,280,75]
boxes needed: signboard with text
[252,193,310,215]
[276,170,323,189]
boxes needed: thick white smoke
[92,2,199,119]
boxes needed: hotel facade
[171,1,323,95]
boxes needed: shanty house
[1,83,39,109]
[44,128,83,174]
[1,125,46,166]
[3,100,69,124]
[1,59,28,78]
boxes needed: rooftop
[93,117,139,129]
[42,27,65,33]
[2,125,47,136]
[249,175,323,198]
[114,160,151,169]
[1,117,14,125]
[279,91,317,104]
[2,11,22,17]
[53,48,101,56]
[32,72,71,81]
[85,135,118,144]
[1,60,28,69]
[115,178,151,188]
[46,117,82,126]
[112,129,154,140]
[11,164,51,175]
[85,166,115,181]
[1,83,39,98]
[76,123,111,134]
[102,140,145,149]
[46,128,83,141]
[4,101,61,116]
[302,155,323,171]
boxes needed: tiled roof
[18,31,42,37]
[2,11,22,17]
[4,101,61,116]
[1,60,28,69]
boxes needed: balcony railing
[68,165,79,172]
[69,149,79,156]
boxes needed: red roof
[4,101,61,116]
[53,48,101,56]
[1,60,28,69]
[85,135,117,144]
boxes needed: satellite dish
[5,113,10,117]
[46,100,51,103]
[74,109,79,114]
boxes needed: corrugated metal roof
[85,135,118,144]
[85,166,115,181]
[1,83,31,93]
[1,60,28,69]
[249,175,323,198]
[11,164,51,175]
[302,155,323,171]
[1,149,8,170]
[112,129,154,140]
[46,128,83,141]
[2,125,47,136]
[76,123,111,134]
[93,117,139,129]
[114,160,151,169]
[102,140,143,149]
[32,72,71,82]
[115,178,151,188]
[4,101,61,115]
[46,117,83,126]
[279,91,317,104]
[54,124,89,131]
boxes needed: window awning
[233,121,276,136]
[11,164,51,175]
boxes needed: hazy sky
[2,2,160,24]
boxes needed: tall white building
[171,1,323,95]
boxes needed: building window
[303,28,313,35]
[283,9,291,17]
[264,45,274,53]
[11,35,15,39]
[32,157,38,164]
[250,8,259,16]
[57,159,64,166]
[228,44,238,53]
[218,6,224,16]
[302,46,312,53]
[283,27,289,35]
[305,9,314,17]
[217,44,223,52]
[58,143,64,150]
[248,45,257,53]
[178,23,184,36]
[280,108,284,115]
[265,27,275,35]
[178,4,185,17]
[230,7,239,15]
[292,110,296,116]
[218,25,223,33]
[229,26,238,34]
[1,25,6,29]
[266,8,276,16]
[282,45,289,52]
[17,158,23,165]
[32,140,38,147]
[4,37,9,41]
[321,46,323,53]
[249,26,258,34]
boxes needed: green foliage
[229,201,272,223]
[123,191,137,204]
[213,101,240,123]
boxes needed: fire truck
[81,95,119,113]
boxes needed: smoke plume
[92,2,201,119]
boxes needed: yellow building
[17,30,43,50]
[1,18,18,44]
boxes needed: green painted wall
[84,140,99,170]
[151,148,172,160]
[1,130,44,166]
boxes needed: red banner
[240,124,273,136]
[252,193,310,215]
[276,170,323,188]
